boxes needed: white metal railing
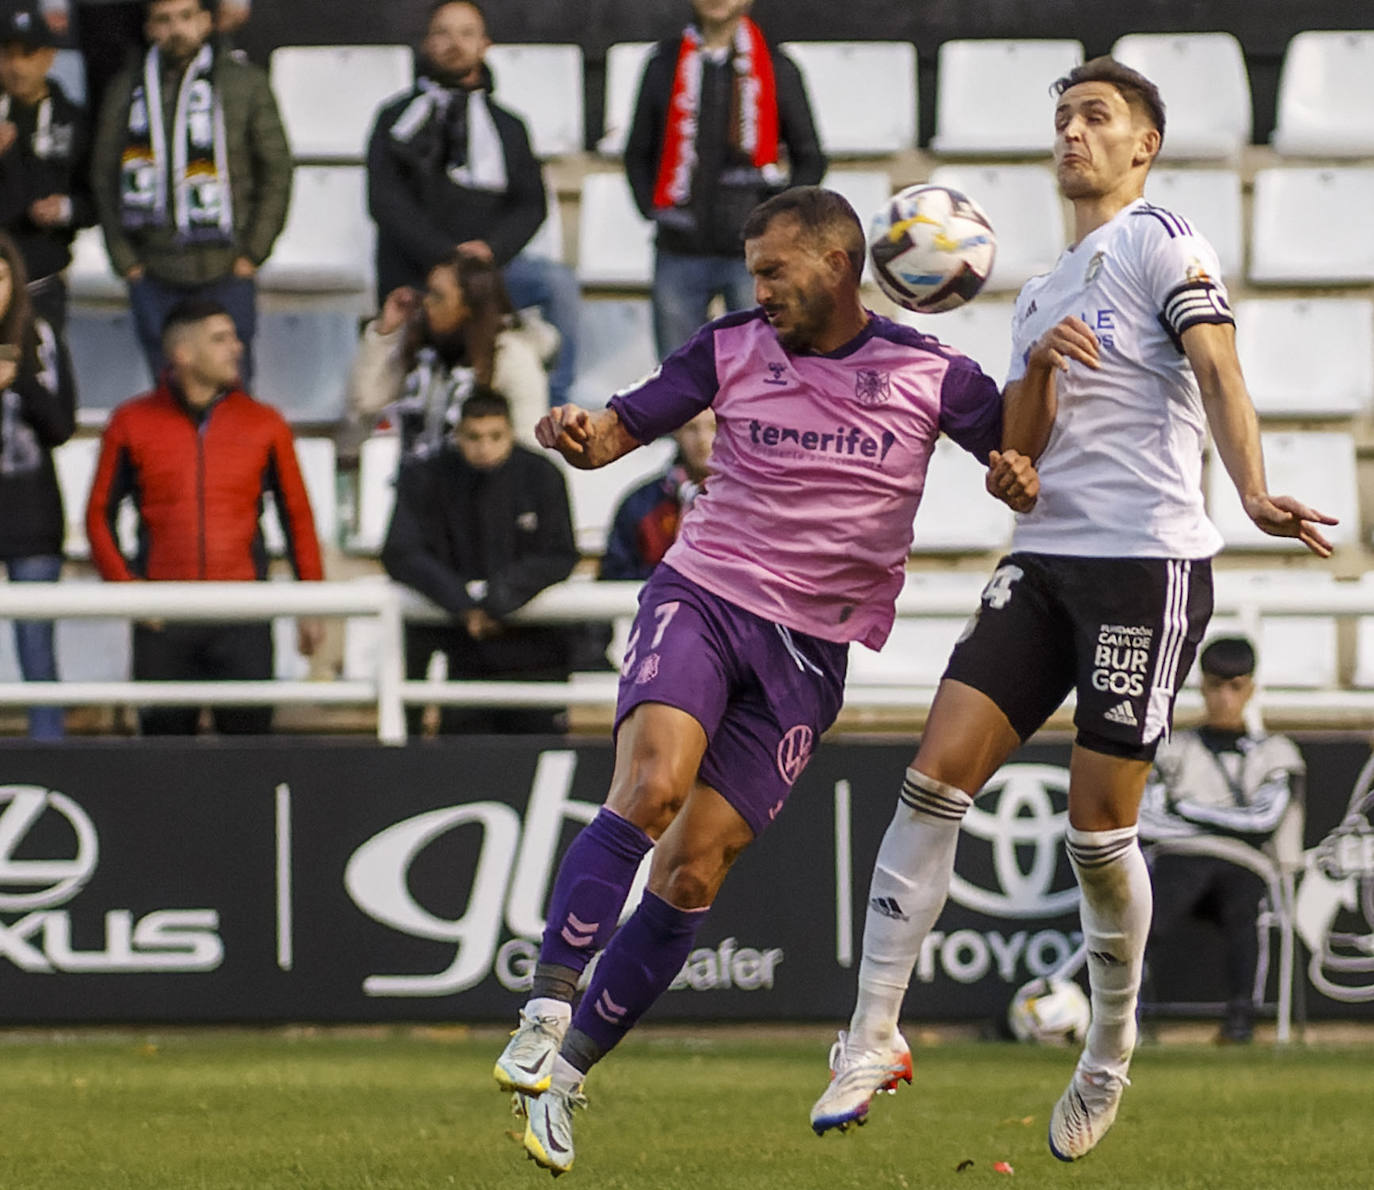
[0,575,1372,743]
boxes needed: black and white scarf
[389,347,475,459]
[388,78,507,193]
[119,43,234,243]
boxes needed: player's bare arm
[534,404,641,470]
[1183,321,1338,558]
[1001,316,1099,460]
[985,449,1039,513]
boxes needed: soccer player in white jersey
[811,57,1338,1160]
[489,186,1042,1176]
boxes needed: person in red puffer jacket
[85,296,322,734]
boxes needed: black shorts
[943,553,1214,761]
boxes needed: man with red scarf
[625,0,826,358]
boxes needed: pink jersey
[608,310,1002,649]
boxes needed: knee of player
[606,766,690,837]
[652,860,718,911]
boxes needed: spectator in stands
[625,0,827,357]
[85,297,323,735]
[366,0,582,405]
[381,386,578,736]
[1139,635,1306,1043]
[346,249,558,459]
[0,228,75,739]
[40,0,250,121]
[89,0,289,386]
[0,5,94,343]
[599,408,714,580]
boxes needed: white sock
[850,768,972,1053]
[525,997,572,1027]
[1065,824,1152,1077]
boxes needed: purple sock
[564,890,707,1070]
[539,807,653,973]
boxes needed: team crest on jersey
[1084,251,1106,284]
[853,369,891,406]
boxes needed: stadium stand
[257,166,375,295]
[268,45,414,161]
[575,171,654,288]
[910,436,1015,554]
[1143,169,1244,279]
[781,41,917,156]
[1249,168,1374,284]
[65,309,152,424]
[597,41,654,157]
[896,300,1017,381]
[254,312,360,425]
[1271,30,1374,157]
[820,168,890,284]
[561,436,678,555]
[568,298,657,408]
[348,434,402,556]
[1235,299,1374,419]
[484,44,586,158]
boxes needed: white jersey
[1007,197,1231,558]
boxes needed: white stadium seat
[896,300,1017,382]
[1249,168,1374,285]
[55,600,132,682]
[270,45,414,161]
[910,436,1015,554]
[349,433,401,555]
[930,39,1084,156]
[568,299,658,409]
[821,167,891,283]
[255,310,360,425]
[1206,432,1359,551]
[928,164,1065,292]
[1143,169,1243,279]
[49,48,86,107]
[523,174,567,263]
[1235,299,1374,418]
[1207,570,1338,690]
[1349,573,1374,688]
[561,437,677,555]
[781,41,916,155]
[259,166,375,293]
[1271,31,1374,157]
[52,437,100,560]
[846,617,968,689]
[575,172,654,288]
[598,41,655,157]
[1111,33,1251,161]
[260,437,338,557]
[66,308,152,424]
[485,44,584,158]
[67,226,124,301]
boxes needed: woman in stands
[0,229,76,739]
[346,250,558,458]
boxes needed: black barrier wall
[0,737,1370,1023]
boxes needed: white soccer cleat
[523,1081,588,1177]
[493,1010,569,1095]
[1048,1062,1130,1161]
[809,1029,913,1136]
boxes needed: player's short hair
[458,386,511,424]
[1053,56,1167,145]
[161,297,231,347]
[1199,636,1256,680]
[741,186,866,282]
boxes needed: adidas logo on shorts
[1103,700,1138,727]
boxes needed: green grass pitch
[1,1027,1370,1188]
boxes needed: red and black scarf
[651,16,779,210]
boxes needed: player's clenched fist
[986,448,1039,512]
[536,404,594,457]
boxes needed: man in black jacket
[366,0,580,403]
[626,0,827,357]
[381,386,579,735]
[0,5,94,338]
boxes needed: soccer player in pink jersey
[492,186,1039,1176]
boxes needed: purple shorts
[614,565,848,837]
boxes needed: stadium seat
[1111,33,1251,160]
[1143,169,1243,279]
[67,226,124,301]
[575,172,654,288]
[928,164,1065,292]
[895,300,1017,382]
[780,41,917,155]
[597,41,655,156]
[821,168,890,284]
[910,436,1015,553]
[49,48,85,106]
[1271,31,1374,157]
[523,173,566,263]
[560,436,677,555]
[54,437,136,561]
[930,39,1084,156]
[1249,169,1374,285]
[254,310,359,424]
[269,45,414,161]
[1348,574,1374,688]
[1235,298,1373,418]
[349,433,401,555]
[485,44,584,158]
[54,583,132,682]
[1206,432,1359,551]
[568,298,657,409]
[66,308,152,425]
[258,166,375,293]
[1205,569,1338,690]
[259,437,338,557]
[846,617,968,689]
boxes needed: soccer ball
[1008,977,1091,1045]
[867,183,997,314]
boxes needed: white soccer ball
[867,183,997,314]
[1008,977,1091,1045]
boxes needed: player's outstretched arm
[1001,316,1099,460]
[1184,321,1338,558]
[535,404,641,470]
